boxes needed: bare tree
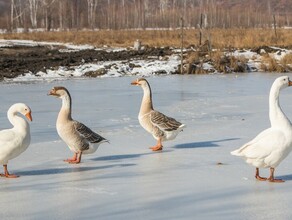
[87,0,98,29]
[28,0,39,28]
[10,0,24,30]
[58,0,64,30]
[42,0,57,31]
[10,0,14,29]
[1,0,292,31]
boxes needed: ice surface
[1,74,292,219]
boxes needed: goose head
[48,86,70,99]
[131,78,150,89]
[9,103,32,121]
[274,76,292,90]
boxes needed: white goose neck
[7,110,29,132]
[269,83,290,127]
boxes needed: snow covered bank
[0,39,181,82]
[187,46,292,74]
[0,39,291,83]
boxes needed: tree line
[0,0,290,31]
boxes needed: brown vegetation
[280,54,292,71]
[1,28,292,49]
[260,54,286,72]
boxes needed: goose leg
[0,165,19,178]
[268,167,284,183]
[69,152,82,164]
[150,138,163,151]
[255,168,267,181]
[64,152,78,163]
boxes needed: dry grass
[1,28,292,49]
[230,56,248,72]
[186,50,249,74]
[280,53,292,71]
[280,53,292,64]
[204,28,292,49]
[261,54,287,72]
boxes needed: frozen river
[1,73,292,219]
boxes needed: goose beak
[131,79,139,85]
[47,89,55,96]
[25,112,33,122]
[289,80,292,86]
[48,88,59,97]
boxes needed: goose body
[131,78,185,151]
[0,103,32,178]
[48,87,108,163]
[231,76,292,182]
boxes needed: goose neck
[7,110,29,131]
[59,94,72,120]
[140,83,153,115]
[269,85,289,127]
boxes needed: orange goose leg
[0,165,19,178]
[255,168,267,181]
[68,152,82,164]
[64,152,78,163]
[268,167,284,183]
[150,138,163,151]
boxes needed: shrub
[261,54,286,72]
[280,53,292,71]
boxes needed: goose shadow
[91,150,173,161]
[92,153,150,161]
[173,138,240,149]
[276,174,292,181]
[16,163,136,176]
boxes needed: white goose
[231,76,292,182]
[131,78,186,151]
[0,103,32,178]
[48,86,108,164]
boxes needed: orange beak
[47,89,55,96]
[25,112,33,122]
[131,79,139,85]
[289,80,292,86]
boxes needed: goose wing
[73,121,107,144]
[231,128,286,159]
[0,130,17,155]
[150,110,183,132]
[0,129,16,143]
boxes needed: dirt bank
[0,45,172,80]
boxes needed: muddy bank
[0,45,172,80]
[1,42,291,80]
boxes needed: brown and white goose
[131,78,186,151]
[0,103,32,178]
[48,87,108,164]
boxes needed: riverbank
[0,39,291,81]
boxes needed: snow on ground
[0,39,94,50]
[11,56,181,82]
[1,74,292,219]
[0,39,181,81]
[229,48,292,71]
[270,46,292,60]
[0,39,128,52]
